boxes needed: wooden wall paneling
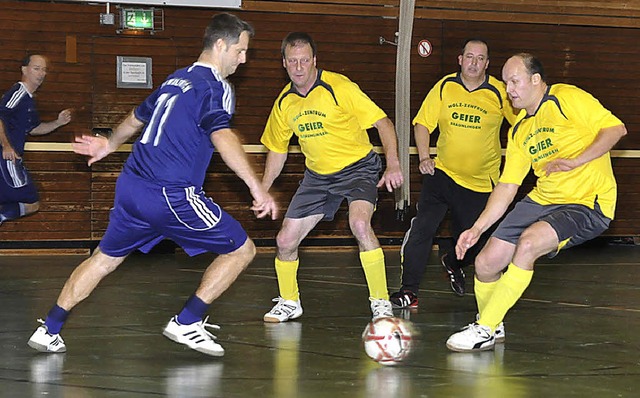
[436,20,640,149]
[412,0,640,27]
[3,1,640,249]
[243,0,399,17]
[230,11,401,143]
[0,152,91,241]
[243,0,640,27]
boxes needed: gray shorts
[285,151,381,221]
[493,196,611,257]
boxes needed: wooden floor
[1,241,639,397]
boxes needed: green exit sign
[123,9,154,30]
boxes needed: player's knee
[242,238,257,260]
[474,251,492,275]
[232,238,256,265]
[516,230,546,259]
[23,201,40,215]
[349,218,373,241]
[91,248,125,275]
[275,231,298,254]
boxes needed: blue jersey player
[28,13,277,357]
[0,54,72,224]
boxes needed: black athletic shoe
[389,290,418,308]
[441,253,465,296]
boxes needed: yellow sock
[360,248,389,300]
[474,276,499,316]
[478,263,533,331]
[275,258,299,301]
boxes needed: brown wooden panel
[2,1,640,250]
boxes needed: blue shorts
[100,171,248,257]
[0,159,39,203]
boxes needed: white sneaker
[28,321,66,353]
[370,299,393,320]
[446,323,495,352]
[263,297,303,323]
[476,314,506,343]
[163,316,224,357]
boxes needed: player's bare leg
[264,215,322,323]
[348,200,392,319]
[276,215,323,261]
[164,238,257,356]
[57,248,126,310]
[195,238,256,303]
[28,249,126,353]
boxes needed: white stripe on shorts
[185,186,220,227]
[6,160,28,187]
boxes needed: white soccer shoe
[263,297,303,323]
[163,316,224,357]
[28,322,67,353]
[476,313,506,343]
[446,323,496,352]
[370,298,394,320]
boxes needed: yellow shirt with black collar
[500,83,623,220]
[413,72,517,193]
[261,69,386,175]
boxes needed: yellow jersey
[261,70,386,175]
[413,72,516,192]
[500,84,623,219]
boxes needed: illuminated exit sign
[123,9,154,30]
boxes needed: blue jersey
[0,82,40,156]
[123,62,235,187]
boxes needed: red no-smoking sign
[418,39,432,58]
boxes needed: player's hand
[57,108,73,127]
[377,163,404,192]
[543,158,579,176]
[250,189,279,220]
[455,226,482,260]
[418,158,435,175]
[72,134,111,166]
[2,145,20,162]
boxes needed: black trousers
[399,169,492,294]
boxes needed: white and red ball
[362,317,415,365]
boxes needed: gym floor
[1,241,639,397]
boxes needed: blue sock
[44,305,70,334]
[0,203,21,221]
[177,295,209,325]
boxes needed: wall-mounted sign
[117,56,153,89]
[418,39,433,58]
[123,9,154,30]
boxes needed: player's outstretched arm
[211,128,278,220]
[455,182,519,259]
[72,110,144,166]
[456,226,483,260]
[29,108,72,136]
[262,150,287,192]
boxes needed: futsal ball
[362,317,415,365]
